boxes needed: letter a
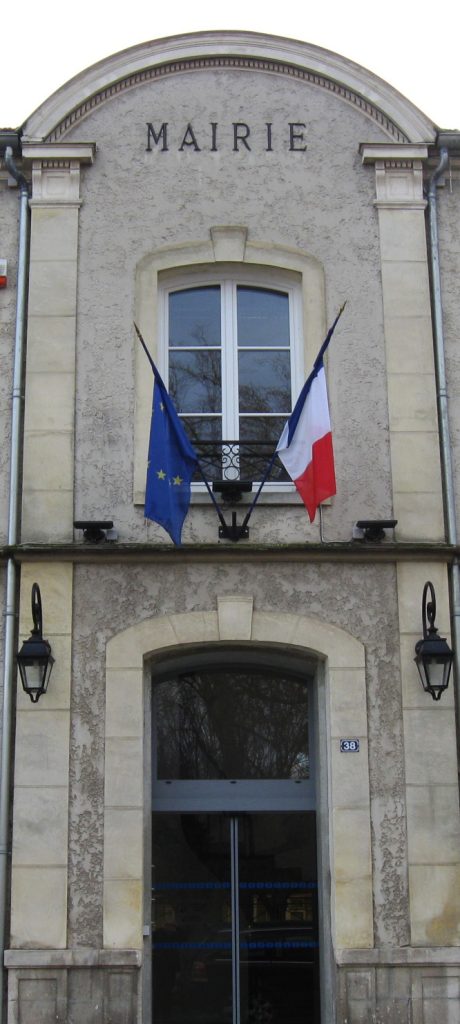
[179,124,201,151]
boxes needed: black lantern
[17,584,54,703]
[414,581,453,701]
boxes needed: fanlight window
[154,666,310,781]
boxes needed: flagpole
[134,323,230,537]
[240,451,278,532]
[319,504,325,543]
[313,301,346,371]
[242,303,346,531]
[134,322,156,374]
[196,463,233,535]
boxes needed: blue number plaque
[340,739,360,752]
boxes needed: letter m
[146,123,168,152]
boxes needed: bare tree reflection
[169,349,222,414]
[239,351,291,413]
[155,671,310,781]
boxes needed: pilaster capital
[21,142,96,207]
[360,143,428,209]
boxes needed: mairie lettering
[146,122,307,153]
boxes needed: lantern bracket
[414,580,453,701]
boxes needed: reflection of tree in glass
[155,671,309,781]
[191,322,213,347]
[169,348,221,414]
[239,351,291,414]
[169,286,221,347]
[236,418,289,482]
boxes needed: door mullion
[230,816,240,1024]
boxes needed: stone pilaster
[11,563,73,948]
[21,143,95,542]
[361,144,443,542]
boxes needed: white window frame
[133,232,326,505]
[159,265,304,491]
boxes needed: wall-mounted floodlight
[353,519,397,542]
[74,520,115,543]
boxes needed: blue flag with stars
[145,364,199,545]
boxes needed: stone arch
[23,32,435,144]
[103,596,373,955]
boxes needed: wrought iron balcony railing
[193,439,288,493]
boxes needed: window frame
[159,266,303,442]
[159,265,305,492]
[133,233,326,505]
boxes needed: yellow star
[156,469,166,480]
[160,402,165,412]
[172,475,183,486]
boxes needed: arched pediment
[22,31,436,144]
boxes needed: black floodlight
[74,520,114,543]
[414,581,453,701]
[17,584,54,703]
[355,519,397,542]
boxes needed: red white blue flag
[276,306,344,522]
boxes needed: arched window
[159,268,303,482]
[134,239,325,502]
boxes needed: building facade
[0,31,459,1023]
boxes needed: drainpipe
[0,146,30,1024]
[427,145,460,758]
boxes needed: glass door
[150,657,320,1023]
[151,814,233,1024]
[151,812,319,1024]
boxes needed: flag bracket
[218,513,250,542]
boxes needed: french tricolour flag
[277,307,344,522]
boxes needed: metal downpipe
[427,146,460,757]
[0,148,30,1024]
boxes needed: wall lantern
[16,583,54,703]
[414,581,453,701]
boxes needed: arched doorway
[149,649,320,1024]
[103,599,371,1024]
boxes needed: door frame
[143,644,334,1023]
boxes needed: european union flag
[145,365,199,545]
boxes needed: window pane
[181,416,222,443]
[182,417,223,480]
[170,351,221,413]
[238,416,290,481]
[239,351,291,413]
[238,415,288,443]
[169,286,221,347]
[239,814,320,1024]
[152,814,232,1024]
[237,287,290,347]
[154,668,310,780]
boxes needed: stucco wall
[57,69,394,544]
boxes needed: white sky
[1,0,458,130]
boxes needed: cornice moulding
[360,143,429,163]
[2,542,455,566]
[21,32,437,145]
[22,142,96,163]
